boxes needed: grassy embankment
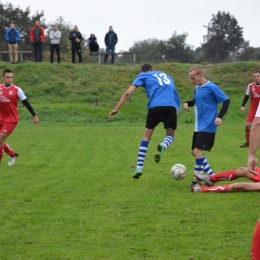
[0,61,260,259]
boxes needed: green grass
[0,123,259,259]
[0,61,260,259]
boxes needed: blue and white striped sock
[194,158,204,175]
[203,155,214,175]
[162,136,174,149]
[137,140,149,168]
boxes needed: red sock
[210,170,237,182]
[201,185,230,193]
[251,220,260,260]
[0,145,4,163]
[3,143,16,157]
[246,128,250,144]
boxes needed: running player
[240,71,260,148]
[184,66,230,187]
[108,63,180,179]
[0,69,39,162]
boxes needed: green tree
[0,1,46,61]
[165,32,194,63]
[125,32,195,64]
[254,47,260,61]
[126,38,166,63]
[234,40,255,61]
[202,11,244,63]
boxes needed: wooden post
[19,53,23,62]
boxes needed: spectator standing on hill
[183,66,230,188]
[30,21,45,62]
[88,33,99,54]
[69,25,83,64]
[108,63,180,179]
[240,71,260,148]
[5,22,20,64]
[49,25,61,63]
[104,26,118,64]
[0,69,39,164]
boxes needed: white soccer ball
[171,164,187,180]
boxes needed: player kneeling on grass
[108,63,180,179]
[191,167,260,192]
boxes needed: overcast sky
[6,0,260,51]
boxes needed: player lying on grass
[191,167,260,192]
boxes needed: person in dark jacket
[104,26,118,64]
[88,33,99,54]
[5,23,21,64]
[30,21,45,62]
[69,25,83,64]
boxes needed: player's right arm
[241,85,250,112]
[108,85,136,117]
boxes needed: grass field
[0,61,260,259]
[0,121,259,260]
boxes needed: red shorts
[251,168,260,183]
[251,220,260,260]
[0,121,17,136]
[247,109,257,123]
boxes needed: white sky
[6,0,260,51]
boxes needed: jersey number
[153,73,171,86]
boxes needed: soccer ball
[171,164,187,180]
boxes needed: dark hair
[141,64,153,72]
[3,69,12,76]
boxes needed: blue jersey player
[183,66,230,187]
[108,64,180,179]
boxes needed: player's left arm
[22,99,39,125]
[215,99,230,125]
[108,85,136,117]
[18,88,39,125]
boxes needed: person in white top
[49,25,61,63]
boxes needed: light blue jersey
[132,71,180,110]
[194,81,228,133]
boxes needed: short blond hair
[188,66,203,75]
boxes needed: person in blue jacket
[104,26,118,64]
[5,23,21,64]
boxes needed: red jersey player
[0,69,39,163]
[240,71,260,148]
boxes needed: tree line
[0,2,259,64]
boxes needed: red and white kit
[0,83,26,135]
[0,83,26,123]
[246,83,260,122]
